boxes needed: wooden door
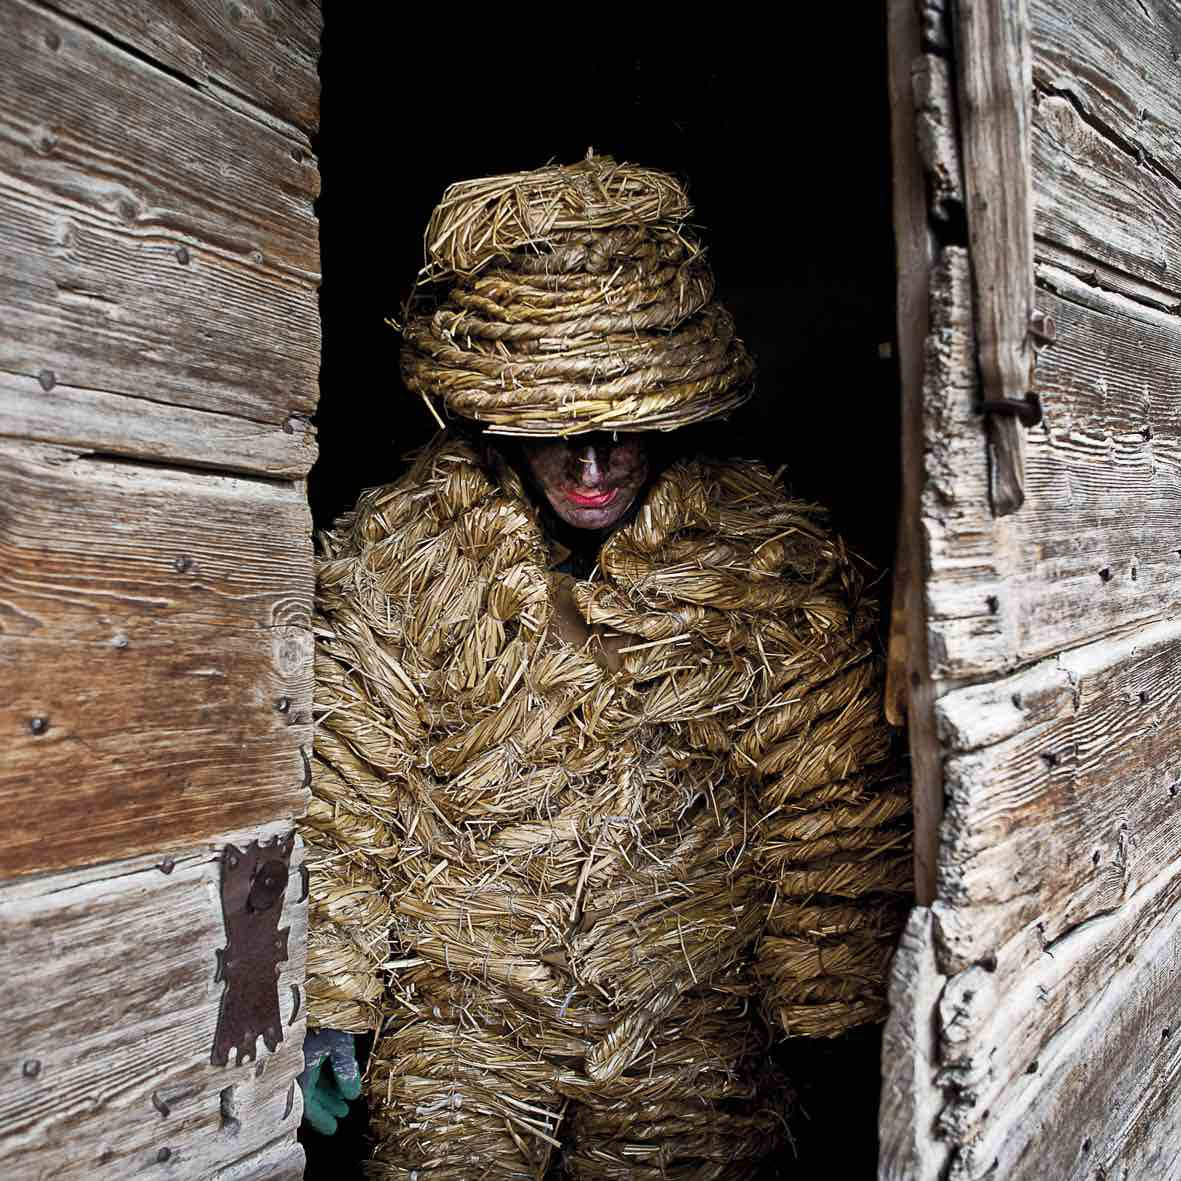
[883,1,1181,1176]
[0,4,321,1177]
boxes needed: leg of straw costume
[300,158,911,1179]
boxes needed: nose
[574,444,603,486]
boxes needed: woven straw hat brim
[400,155,756,435]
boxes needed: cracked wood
[0,370,316,478]
[936,856,1181,1154]
[0,0,320,475]
[1031,0,1181,303]
[940,857,1181,1180]
[46,0,322,135]
[0,824,307,1180]
[877,908,949,1180]
[921,250,1181,679]
[933,617,1181,974]
[0,441,312,877]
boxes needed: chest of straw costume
[303,435,909,1055]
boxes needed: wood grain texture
[1031,93,1181,309]
[936,857,1181,1154]
[1032,0,1181,183]
[920,251,1181,680]
[939,858,1181,1180]
[953,0,1035,516]
[877,908,949,1181]
[0,0,320,454]
[933,617,1181,975]
[0,822,307,1181]
[0,370,317,477]
[0,441,313,877]
[46,0,322,135]
[1031,0,1181,303]
[211,1137,305,1180]
[899,5,1181,1174]
[887,0,942,904]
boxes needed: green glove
[298,1028,361,1135]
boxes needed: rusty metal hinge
[975,311,1056,426]
[211,832,294,1067]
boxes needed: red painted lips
[563,487,619,509]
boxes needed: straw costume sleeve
[302,439,583,1176]
[721,482,911,1040]
[300,440,534,1038]
[302,604,397,1031]
[580,454,913,1042]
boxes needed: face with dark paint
[519,433,651,531]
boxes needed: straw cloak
[301,434,911,1178]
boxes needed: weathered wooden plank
[1033,234,1180,315]
[1029,0,1181,310]
[1029,0,1181,309]
[0,370,316,477]
[920,250,1181,679]
[888,0,942,902]
[0,823,307,1180]
[939,859,1181,1180]
[953,0,1036,516]
[0,0,320,442]
[211,1136,305,1181]
[877,908,949,1181]
[1031,92,1181,308]
[1032,0,1181,176]
[932,617,1181,974]
[0,441,312,877]
[1019,266,1181,641]
[46,0,322,135]
[935,855,1181,1148]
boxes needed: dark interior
[306,16,901,1177]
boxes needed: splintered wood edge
[939,855,1181,1178]
[877,907,951,1180]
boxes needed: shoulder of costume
[316,432,541,562]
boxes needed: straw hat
[398,153,755,436]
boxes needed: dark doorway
[307,17,900,1178]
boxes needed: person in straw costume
[299,153,912,1178]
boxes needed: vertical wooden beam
[952,0,1037,516]
[887,0,941,906]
